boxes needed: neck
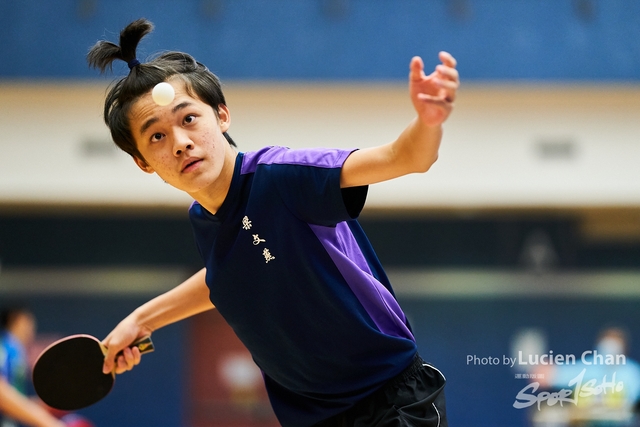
[190,145,238,214]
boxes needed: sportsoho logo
[511,350,626,410]
[467,350,629,411]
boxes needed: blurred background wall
[1,1,639,426]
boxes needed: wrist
[129,306,156,335]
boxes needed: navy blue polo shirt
[189,146,417,426]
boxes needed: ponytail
[87,18,153,74]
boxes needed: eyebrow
[138,101,194,136]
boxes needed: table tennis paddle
[32,334,154,411]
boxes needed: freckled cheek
[155,154,178,176]
[206,128,222,145]
[198,132,213,147]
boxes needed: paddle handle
[110,336,155,357]
[128,336,155,355]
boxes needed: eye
[151,132,164,142]
[183,114,196,125]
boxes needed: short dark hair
[87,18,235,162]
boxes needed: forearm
[132,268,214,332]
[103,268,214,373]
[0,379,65,427]
[392,117,442,174]
[340,118,442,188]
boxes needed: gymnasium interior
[1,1,640,426]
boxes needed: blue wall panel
[0,0,639,81]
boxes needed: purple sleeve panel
[241,146,355,175]
[309,222,415,342]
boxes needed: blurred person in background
[0,306,65,427]
[0,307,90,427]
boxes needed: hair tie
[127,58,141,70]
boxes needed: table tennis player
[89,18,458,427]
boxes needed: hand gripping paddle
[32,334,154,410]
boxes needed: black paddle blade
[33,336,113,411]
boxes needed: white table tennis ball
[152,82,175,106]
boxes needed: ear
[133,156,155,174]
[217,104,231,133]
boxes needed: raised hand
[409,51,459,127]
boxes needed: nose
[173,128,193,156]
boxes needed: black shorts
[314,354,447,427]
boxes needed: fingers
[409,56,425,82]
[114,346,142,374]
[408,51,459,126]
[436,64,459,82]
[410,53,458,81]
[433,75,459,103]
[102,358,113,375]
[102,337,117,374]
[438,51,457,68]
[103,343,142,374]
[101,334,143,374]
[435,52,459,103]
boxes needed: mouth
[181,158,202,173]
